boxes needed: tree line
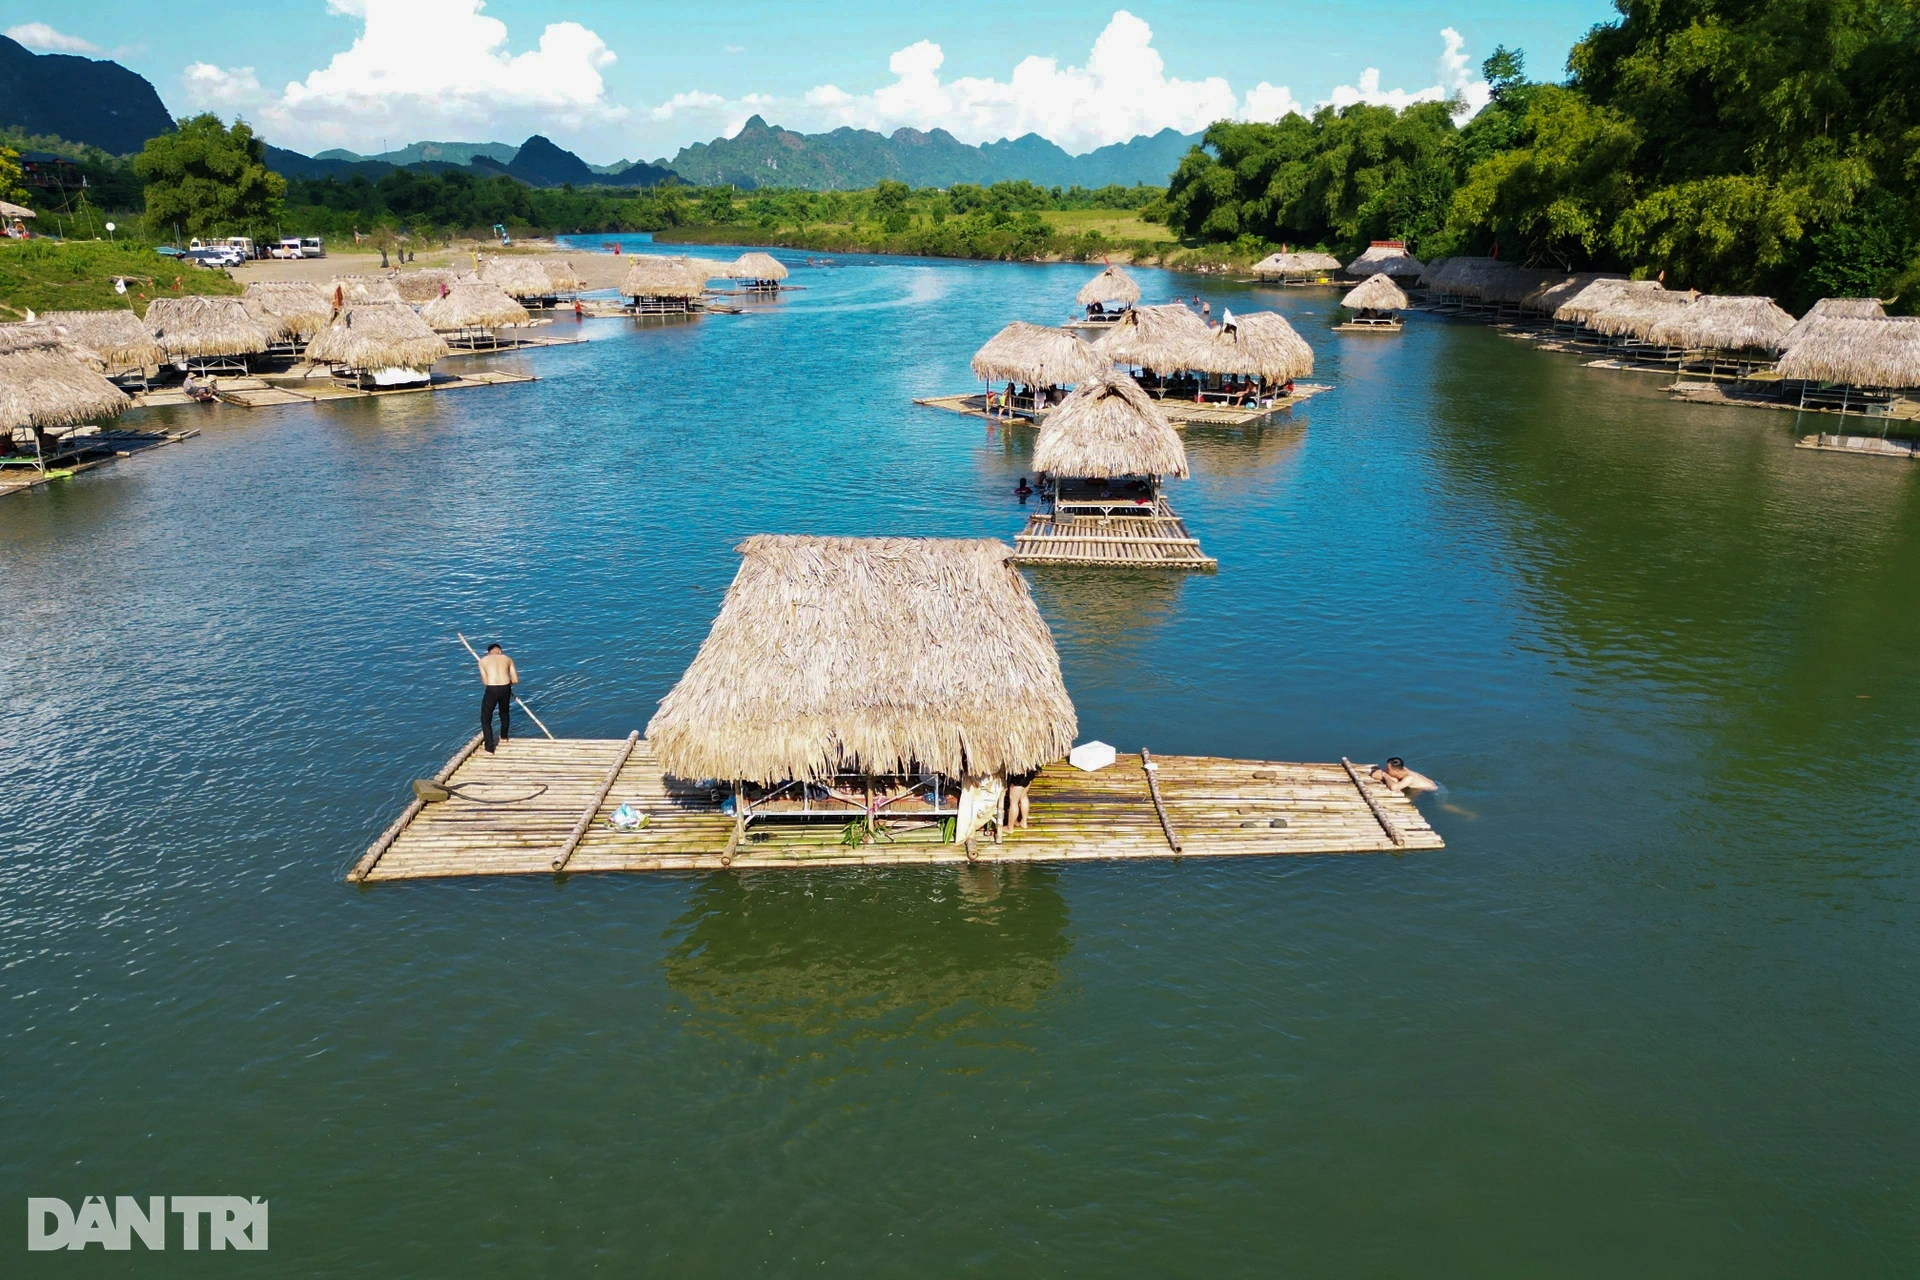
[1164,1,1920,309]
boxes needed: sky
[0,1,1618,163]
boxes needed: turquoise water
[2,244,1917,1274]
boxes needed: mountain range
[0,39,1194,192]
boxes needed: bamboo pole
[351,732,485,882]
[552,730,639,872]
[1340,757,1405,848]
[1140,748,1182,853]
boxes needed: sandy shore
[238,241,635,292]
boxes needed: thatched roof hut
[242,281,333,341]
[1785,298,1886,347]
[1344,242,1424,280]
[1252,252,1343,279]
[393,269,466,304]
[1552,277,1662,325]
[1182,311,1315,379]
[1425,257,1521,301]
[40,309,163,371]
[1032,374,1189,479]
[0,324,130,431]
[1076,265,1141,307]
[727,251,789,282]
[146,296,270,358]
[1526,272,1621,317]
[1645,295,1795,352]
[1341,274,1410,312]
[533,257,581,292]
[1586,288,1694,339]
[419,281,530,333]
[1775,317,1920,388]
[305,303,450,371]
[1091,302,1214,373]
[1482,266,1567,308]
[478,257,559,300]
[622,256,705,299]
[645,535,1077,785]
[970,321,1106,385]
[329,275,403,305]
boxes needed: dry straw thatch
[1526,272,1621,317]
[146,296,270,358]
[305,303,450,371]
[1032,373,1189,479]
[40,309,163,371]
[646,535,1078,785]
[1076,265,1141,306]
[971,321,1106,385]
[1553,277,1663,325]
[1645,295,1795,352]
[1585,288,1693,339]
[1341,273,1410,312]
[1344,243,1424,279]
[478,257,560,299]
[1092,302,1214,373]
[1182,311,1314,379]
[393,269,466,304]
[533,257,581,292]
[1253,251,1343,279]
[728,251,789,282]
[419,281,530,333]
[1785,297,1886,347]
[242,281,333,340]
[0,324,130,430]
[329,275,403,305]
[1775,316,1920,388]
[622,255,705,299]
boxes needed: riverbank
[656,222,1264,272]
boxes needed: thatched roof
[1553,277,1663,325]
[146,296,270,358]
[1526,272,1621,317]
[40,309,163,370]
[1345,243,1424,279]
[970,321,1106,385]
[533,257,581,292]
[1586,288,1694,339]
[622,255,705,299]
[1786,297,1886,347]
[1482,266,1567,307]
[1091,302,1214,373]
[242,281,333,340]
[1252,252,1342,279]
[329,275,403,305]
[1341,273,1410,312]
[393,269,466,304]
[1423,256,1522,300]
[1032,373,1189,479]
[727,251,789,281]
[419,281,530,332]
[0,324,130,430]
[1076,265,1141,306]
[1775,317,1920,388]
[1645,295,1795,352]
[1182,311,1315,379]
[478,257,559,299]
[645,535,1078,785]
[305,303,450,370]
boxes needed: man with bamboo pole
[476,643,518,753]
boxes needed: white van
[272,238,304,259]
[221,236,257,260]
[299,237,326,258]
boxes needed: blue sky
[1,1,1618,162]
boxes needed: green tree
[0,147,27,204]
[697,184,736,223]
[133,114,286,239]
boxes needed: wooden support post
[350,732,484,882]
[1140,748,1181,853]
[1341,757,1405,848]
[551,731,639,872]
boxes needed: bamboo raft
[0,426,200,498]
[133,370,536,410]
[1011,499,1216,569]
[350,737,1443,882]
[1794,432,1920,459]
[915,384,1332,428]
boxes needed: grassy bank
[0,240,242,317]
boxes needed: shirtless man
[1006,767,1039,828]
[1371,757,1437,794]
[477,643,518,753]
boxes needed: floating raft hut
[1071,264,1140,326]
[1344,241,1425,281]
[330,275,403,305]
[393,268,465,304]
[243,281,333,355]
[419,280,530,349]
[478,257,568,307]
[304,302,451,388]
[1337,273,1409,330]
[1774,316,1920,414]
[352,536,1438,881]
[971,321,1106,418]
[146,295,269,375]
[622,256,706,314]
[0,322,131,473]
[1253,251,1343,285]
[41,308,163,385]
[1013,374,1215,569]
[727,251,790,292]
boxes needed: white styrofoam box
[1069,740,1117,772]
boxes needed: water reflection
[1181,417,1308,492]
[661,865,1070,1048]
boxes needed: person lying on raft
[1371,757,1437,794]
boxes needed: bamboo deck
[0,426,200,498]
[350,737,1443,882]
[916,383,1331,428]
[1794,432,1920,459]
[132,369,536,410]
[1011,500,1216,569]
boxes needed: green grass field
[1039,210,1178,242]
[0,239,243,318]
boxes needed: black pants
[480,685,512,751]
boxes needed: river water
[2,242,1916,1275]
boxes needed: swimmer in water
[1014,477,1033,499]
[1371,756,1437,794]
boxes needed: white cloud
[1240,81,1306,124]
[1325,28,1489,118]
[184,63,264,108]
[723,44,745,55]
[7,22,101,54]
[201,0,624,153]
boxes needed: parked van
[299,236,326,258]
[220,237,257,260]
[272,238,304,259]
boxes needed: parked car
[271,238,304,259]
[153,245,186,258]
[299,236,326,258]
[184,248,240,268]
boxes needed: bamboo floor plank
[357,740,1442,882]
